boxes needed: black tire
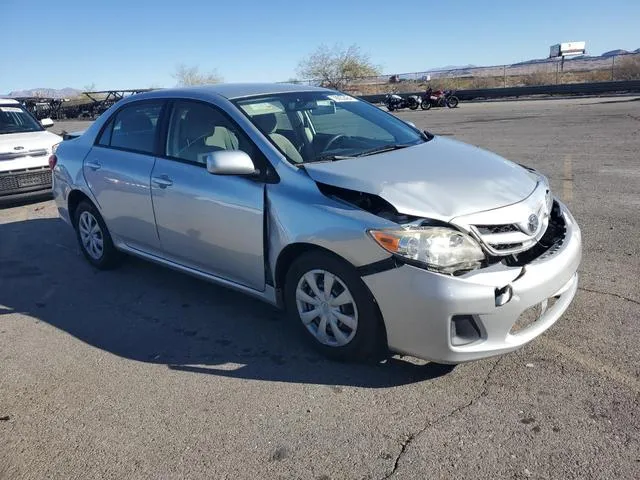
[387,104,395,111]
[409,102,418,110]
[74,200,122,270]
[284,251,384,362]
[421,101,432,110]
[447,96,459,108]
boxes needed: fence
[293,52,640,96]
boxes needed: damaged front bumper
[363,201,582,364]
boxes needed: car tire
[284,251,384,362]
[74,200,122,270]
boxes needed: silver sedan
[52,84,581,363]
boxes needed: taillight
[49,155,58,169]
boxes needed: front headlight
[369,226,485,274]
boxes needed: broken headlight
[369,226,485,274]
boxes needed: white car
[0,98,61,202]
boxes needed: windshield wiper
[355,143,414,157]
[302,154,355,164]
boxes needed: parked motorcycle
[384,93,422,111]
[420,89,460,110]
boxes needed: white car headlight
[369,226,485,274]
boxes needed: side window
[165,101,255,164]
[102,101,163,154]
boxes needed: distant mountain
[425,48,639,72]
[5,87,81,99]
[512,48,639,67]
[601,49,630,57]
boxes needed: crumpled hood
[304,136,538,220]
[0,131,61,154]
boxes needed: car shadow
[0,217,455,388]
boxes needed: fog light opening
[451,315,482,346]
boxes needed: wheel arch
[68,189,93,226]
[274,242,388,348]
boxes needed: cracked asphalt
[1,97,639,479]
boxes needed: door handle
[152,175,173,188]
[85,161,102,171]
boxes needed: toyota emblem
[527,214,539,234]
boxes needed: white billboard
[550,42,586,58]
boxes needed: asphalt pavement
[1,97,639,479]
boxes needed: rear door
[83,100,164,253]
[150,100,266,290]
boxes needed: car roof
[0,98,20,105]
[145,83,330,101]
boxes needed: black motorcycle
[384,93,421,111]
[420,89,460,110]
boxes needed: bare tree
[172,64,223,86]
[297,44,381,91]
[83,82,96,92]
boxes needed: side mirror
[41,118,54,128]
[205,150,257,176]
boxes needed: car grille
[503,202,567,266]
[0,167,52,196]
[475,224,520,235]
[0,149,48,161]
[471,223,542,255]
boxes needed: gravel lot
[1,97,639,479]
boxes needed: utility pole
[611,56,615,81]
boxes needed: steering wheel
[323,134,348,152]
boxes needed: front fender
[265,172,396,285]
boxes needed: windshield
[0,104,43,134]
[235,91,426,164]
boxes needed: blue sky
[2,0,639,93]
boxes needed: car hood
[303,136,538,220]
[0,131,62,154]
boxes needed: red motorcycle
[420,88,459,110]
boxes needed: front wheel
[284,251,384,361]
[387,104,395,111]
[421,101,432,110]
[409,102,418,110]
[446,96,459,108]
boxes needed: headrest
[120,112,152,132]
[253,113,277,134]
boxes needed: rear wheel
[387,104,395,111]
[421,101,431,110]
[74,200,121,269]
[284,251,384,361]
